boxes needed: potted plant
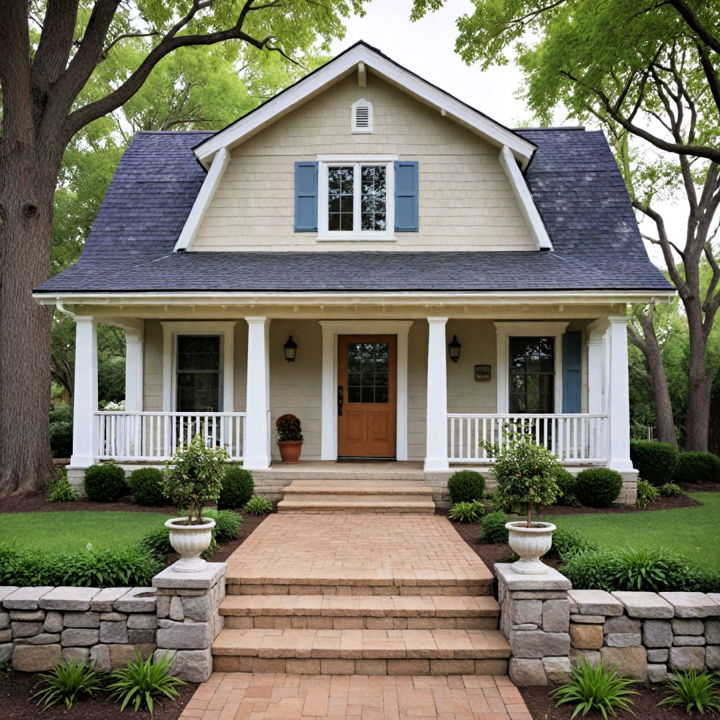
[162,434,228,572]
[490,434,561,574]
[276,414,303,463]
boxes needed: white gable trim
[499,145,553,252]
[174,148,230,252]
[193,43,535,168]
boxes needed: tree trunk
[0,150,57,495]
[684,326,713,451]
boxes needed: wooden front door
[338,335,397,459]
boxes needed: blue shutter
[394,161,419,232]
[294,161,318,232]
[562,332,582,413]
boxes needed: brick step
[280,480,434,506]
[212,627,510,675]
[277,499,436,513]
[220,595,500,630]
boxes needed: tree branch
[668,0,720,55]
[31,0,79,90]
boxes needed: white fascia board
[193,44,535,168]
[499,145,553,251]
[173,148,230,252]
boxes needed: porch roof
[36,127,671,296]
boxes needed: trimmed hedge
[555,468,580,507]
[127,467,166,507]
[447,470,485,504]
[673,451,720,484]
[84,463,128,502]
[630,440,678,486]
[218,467,254,510]
[574,468,623,508]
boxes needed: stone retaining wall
[496,564,720,685]
[0,562,226,683]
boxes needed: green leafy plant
[552,658,637,718]
[674,451,720,484]
[84,462,128,502]
[448,500,486,523]
[659,670,720,714]
[244,495,273,515]
[128,467,167,507]
[574,468,623,508]
[46,467,77,502]
[659,482,682,497]
[218,466,254,510]
[547,528,597,561]
[481,511,510,544]
[635,479,660,509]
[630,440,679,486]
[108,650,185,713]
[276,414,303,441]
[489,436,561,526]
[163,434,228,524]
[49,403,73,459]
[203,509,242,542]
[555,468,580,507]
[33,659,104,709]
[447,470,486,504]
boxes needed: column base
[243,456,272,471]
[423,458,450,472]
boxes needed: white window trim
[494,321,568,414]
[317,157,395,241]
[162,321,236,412]
[351,98,373,133]
[320,320,411,461]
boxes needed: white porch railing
[95,412,246,462]
[447,413,609,464]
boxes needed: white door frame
[320,320,412,461]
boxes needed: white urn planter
[505,521,556,575]
[165,517,216,573]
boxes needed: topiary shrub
[574,468,623,508]
[673,451,720,484]
[447,470,486,504]
[630,440,678,486]
[203,509,243,542]
[84,463,128,502]
[217,466,254,510]
[555,468,580,507]
[127,468,166,507]
[481,511,510,544]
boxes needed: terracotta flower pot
[278,440,303,463]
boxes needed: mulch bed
[0,669,197,720]
[520,682,694,720]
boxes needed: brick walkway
[180,672,533,720]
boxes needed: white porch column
[125,327,144,412]
[70,316,98,468]
[424,317,449,471]
[244,316,271,469]
[587,320,608,414]
[606,315,634,472]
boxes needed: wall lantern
[283,335,298,362]
[448,335,462,363]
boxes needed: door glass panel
[328,166,354,231]
[360,165,386,231]
[346,342,389,403]
[176,335,221,412]
[509,337,554,413]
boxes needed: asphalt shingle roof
[36,127,671,294]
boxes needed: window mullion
[354,163,361,233]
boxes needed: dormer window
[351,99,373,133]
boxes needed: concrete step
[212,627,510,675]
[277,499,435,513]
[220,594,500,630]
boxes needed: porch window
[176,335,221,412]
[509,336,555,413]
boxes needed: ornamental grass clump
[448,500,486,523]
[33,659,103,710]
[659,670,720,714]
[162,434,227,524]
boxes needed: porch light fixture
[448,335,462,363]
[283,335,298,362]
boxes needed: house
[34,42,673,504]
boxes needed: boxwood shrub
[555,468,580,507]
[447,470,485,504]
[673,451,720,484]
[630,440,678,486]
[574,468,623,508]
[218,466,254,510]
[84,463,128,502]
[127,467,166,507]
[481,511,510,544]
[203,509,243,542]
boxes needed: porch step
[211,627,510,675]
[220,594,500,630]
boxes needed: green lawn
[539,493,720,572]
[0,511,172,553]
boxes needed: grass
[539,493,720,572]
[0,511,172,553]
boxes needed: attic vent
[351,99,373,133]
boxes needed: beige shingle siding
[192,73,536,252]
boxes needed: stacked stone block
[495,563,572,686]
